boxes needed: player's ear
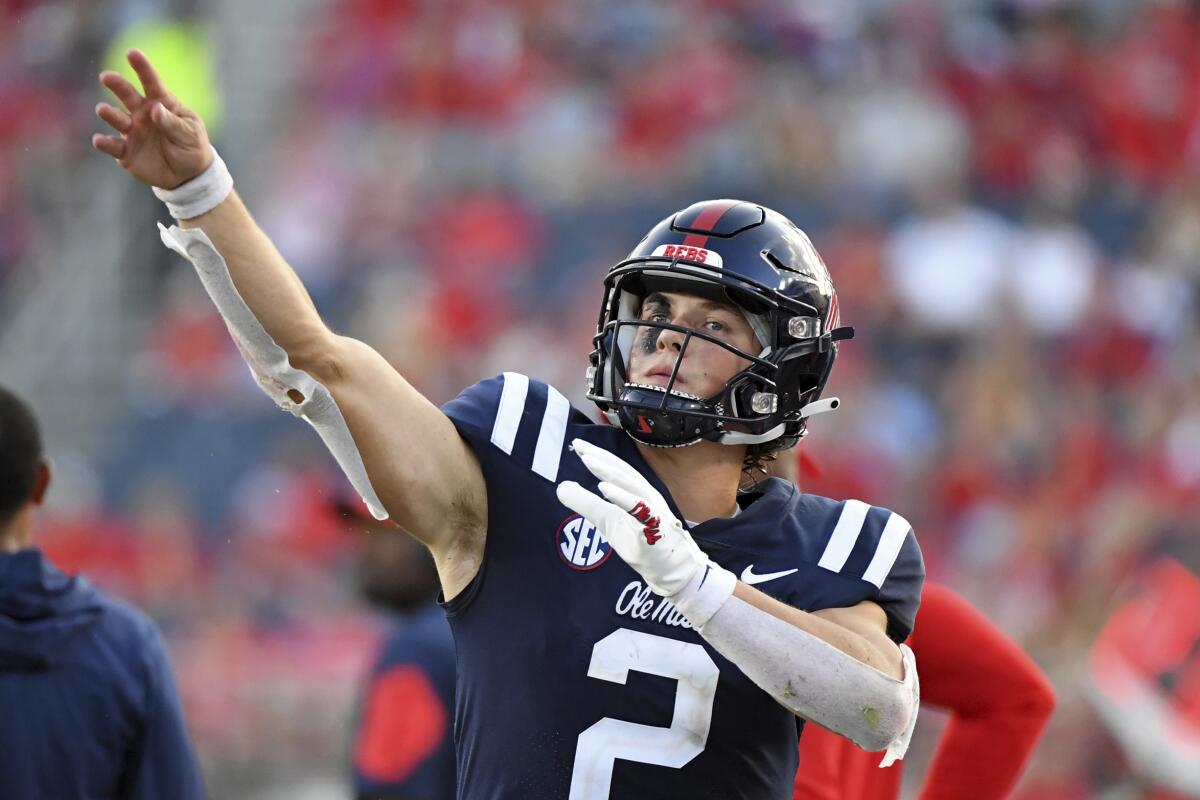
[29,461,51,506]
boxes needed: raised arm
[92,51,485,577]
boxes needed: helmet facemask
[606,316,776,448]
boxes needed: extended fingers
[557,481,621,527]
[91,133,125,159]
[127,49,172,101]
[597,481,642,515]
[95,102,132,134]
[570,438,647,489]
[99,70,143,112]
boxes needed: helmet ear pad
[770,340,839,441]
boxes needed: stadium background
[3,0,1199,797]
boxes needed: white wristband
[152,146,233,220]
[669,561,737,630]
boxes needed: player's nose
[657,325,685,352]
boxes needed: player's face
[626,291,759,399]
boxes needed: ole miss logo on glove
[630,501,662,544]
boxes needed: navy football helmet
[587,199,853,450]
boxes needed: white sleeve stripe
[862,512,912,588]
[532,385,571,481]
[817,499,870,574]
[490,372,529,455]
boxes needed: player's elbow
[854,731,897,754]
[803,671,915,753]
[287,331,348,386]
[850,687,915,752]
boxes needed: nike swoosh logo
[740,565,799,585]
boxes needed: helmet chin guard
[588,199,855,452]
[615,384,722,448]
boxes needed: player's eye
[704,320,726,333]
[640,307,670,323]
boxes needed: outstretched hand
[92,49,212,189]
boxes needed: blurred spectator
[347,506,456,800]
[884,173,1013,333]
[0,385,204,800]
[1087,559,1200,797]
[1009,198,1098,337]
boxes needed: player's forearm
[661,569,917,755]
[733,583,904,679]
[159,190,398,522]
[179,190,333,371]
[695,590,917,753]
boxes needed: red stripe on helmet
[827,292,841,331]
[681,199,740,248]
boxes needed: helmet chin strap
[718,424,786,446]
[714,396,841,446]
[799,396,840,419]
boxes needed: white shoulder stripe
[818,499,870,574]
[862,512,911,588]
[490,372,529,455]
[532,386,571,481]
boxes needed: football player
[94,50,923,799]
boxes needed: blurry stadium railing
[0,159,156,457]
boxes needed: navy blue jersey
[441,373,924,800]
[0,549,204,800]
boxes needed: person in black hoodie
[0,384,205,800]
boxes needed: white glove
[557,439,738,629]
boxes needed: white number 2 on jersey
[568,628,720,800]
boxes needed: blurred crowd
[4,0,1200,797]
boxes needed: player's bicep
[812,601,904,679]
[322,335,486,546]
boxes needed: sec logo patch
[555,514,612,570]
